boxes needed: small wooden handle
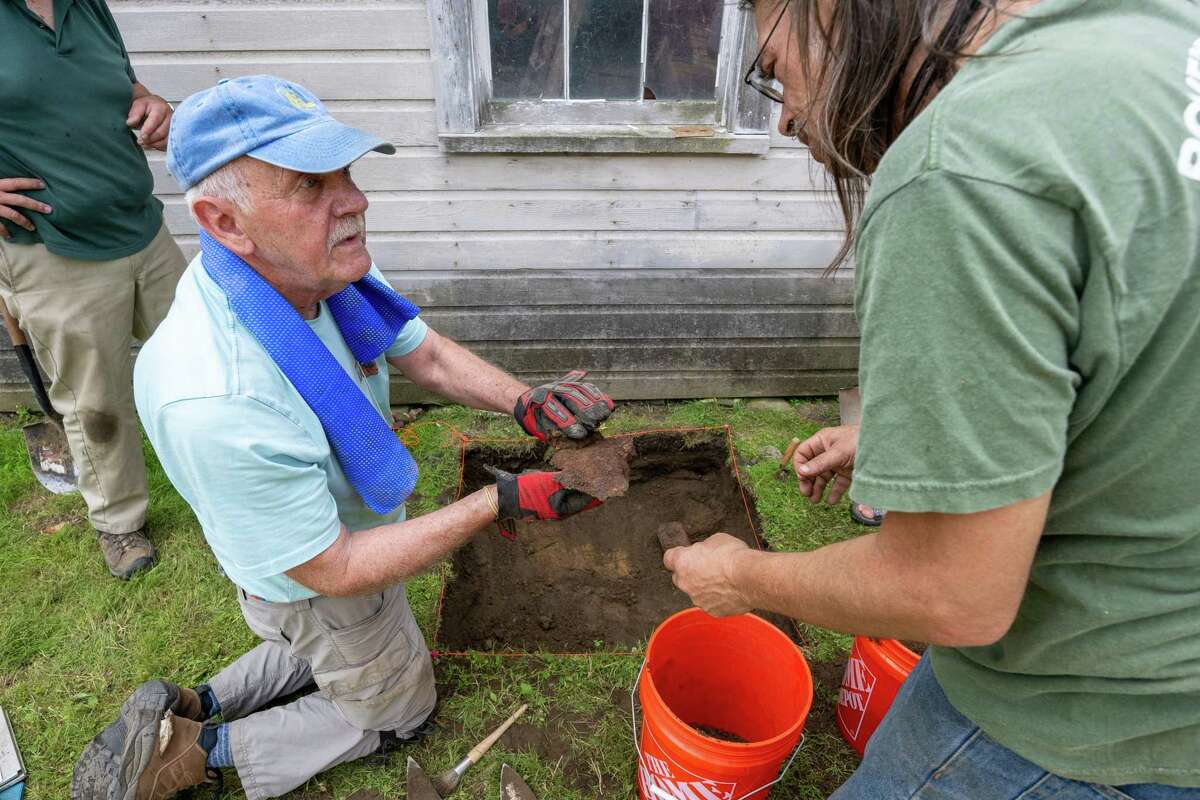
[466,703,527,764]
[1,303,25,348]
[780,437,802,469]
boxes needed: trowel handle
[2,304,56,420]
[1,303,25,347]
[780,437,802,469]
[466,703,527,765]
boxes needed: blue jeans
[830,654,1199,800]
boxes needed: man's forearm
[727,536,958,643]
[390,332,525,414]
[290,487,496,596]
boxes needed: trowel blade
[406,756,443,800]
[500,764,538,800]
[23,420,77,495]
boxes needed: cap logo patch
[276,85,318,112]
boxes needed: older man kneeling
[72,76,613,800]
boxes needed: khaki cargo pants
[0,224,185,533]
[210,583,437,799]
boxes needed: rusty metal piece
[550,437,635,500]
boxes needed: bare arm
[286,486,497,596]
[665,491,1050,647]
[387,328,527,414]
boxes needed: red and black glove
[490,467,601,522]
[514,370,614,442]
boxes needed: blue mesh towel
[199,230,420,514]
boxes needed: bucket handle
[630,658,805,800]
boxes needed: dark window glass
[488,0,565,100]
[567,0,643,100]
[644,0,722,100]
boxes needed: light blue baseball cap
[166,75,395,190]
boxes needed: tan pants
[0,224,185,533]
[214,584,437,799]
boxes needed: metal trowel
[406,756,442,800]
[500,764,538,800]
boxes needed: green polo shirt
[851,0,1200,786]
[0,0,163,260]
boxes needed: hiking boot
[71,681,207,800]
[114,710,217,800]
[96,529,156,580]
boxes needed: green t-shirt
[851,0,1200,787]
[0,0,163,260]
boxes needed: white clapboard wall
[0,0,858,408]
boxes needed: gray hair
[184,160,255,221]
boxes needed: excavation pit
[435,429,778,653]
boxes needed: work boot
[71,681,207,800]
[114,710,217,800]
[96,529,156,579]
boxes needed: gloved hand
[490,467,601,522]
[513,370,614,441]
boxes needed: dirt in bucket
[691,724,750,744]
[438,431,792,651]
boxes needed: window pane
[645,0,722,100]
[489,0,565,100]
[568,0,643,100]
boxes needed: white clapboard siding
[148,148,828,193]
[111,6,430,52]
[0,1,858,408]
[168,232,846,271]
[159,190,843,233]
[130,53,434,103]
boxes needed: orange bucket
[635,609,812,800]
[836,637,919,756]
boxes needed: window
[427,0,771,153]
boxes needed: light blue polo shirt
[134,256,428,602]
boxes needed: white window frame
[426,0,771,154]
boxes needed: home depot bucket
[836,637,920,756]
[635,609,812,800]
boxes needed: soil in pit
[439,431,778,651]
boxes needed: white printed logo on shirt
[1178,37,1200,182]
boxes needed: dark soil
[692,724,749,744]
[900,639,928,655]
[439,432,774,651]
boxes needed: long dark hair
[785,1,1001,269]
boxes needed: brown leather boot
[114,710,216,800]
[95,529,156,579]
[72,680,206,800]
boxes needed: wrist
[723,547,759,609]
[482,484,499,520]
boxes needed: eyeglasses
[743,0,791,104]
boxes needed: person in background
[0,0,186,579]
[666,0,1200,797]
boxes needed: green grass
[0,400,862,799]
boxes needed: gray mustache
[328,215,365,251]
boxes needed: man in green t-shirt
[0,0,186,579]
[667,0,1200,795]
